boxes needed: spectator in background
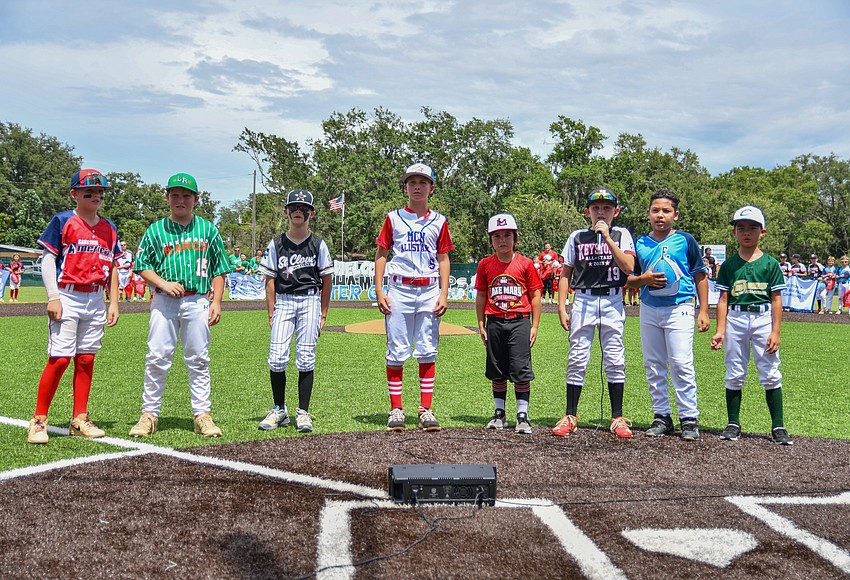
[837,256,850,314]
[823,256,839,314]
[532,255,541,276]
[778,252,791,276]
[703,247,717,277]
[807,254,826,313]
[539,242,559,264]
[229,245,242,269]
[540,254,555,304]
[702,257,714,280]
[8,254,24,302]
[248,248,264,275]
[789,254,806,276]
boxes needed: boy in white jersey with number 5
[129,173,232,438]
[375,163,454,431]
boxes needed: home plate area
[2,430,849,579]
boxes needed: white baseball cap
[402,163,435,184]
[730,205,766,229]
[488,213,518,233]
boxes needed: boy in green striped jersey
[129,173,232,438]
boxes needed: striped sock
[387,366,403,409]
[419,362,435,410]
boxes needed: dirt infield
[2,428,849,579]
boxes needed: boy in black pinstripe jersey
[257,189,333,433]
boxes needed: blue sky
[2,1,848,206]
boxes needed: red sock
[387,366,404,409]
[419,362,435,410]
[34,357,72,416]
[72,353,95,417]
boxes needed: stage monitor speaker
[388,464,496,506]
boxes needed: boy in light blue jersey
[627,188,710,440]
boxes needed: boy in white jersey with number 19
[129,173,232,438]
[375,163,454,431]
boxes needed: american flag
[328,194,345,211]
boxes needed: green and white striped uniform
[134,216,231,293]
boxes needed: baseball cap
[402,163,435,184]
[586,187,618,206]
[780,252,787,258]
[487,213,518,233]
[286,189,314,208]
[167,173,199,194]
[730,205,766,229]
[70,168,109,189]
[810,254,818,260]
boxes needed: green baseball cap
[166,172,199,194]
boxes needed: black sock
[270,370,286,409]
[608,382,624,418]
[566,383,583,416]
[298,370,314,412]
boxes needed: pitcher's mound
[345,319,476,335]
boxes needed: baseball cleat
[418,408,441,431]
[194,413,222,437]
[680,418,700,441]
[129,413,158,437]
[295,409,314,433]
[387,408,406,431]
[610,416,634,439]
[258,406,290,431]
[771,427,793,445]
[486,410,508,430]
[720,423,741,441]
[515,413,532,434]
[552,414,578,437]
[27,415,49,444]
[645,415,674,437]
[70,414,105,439]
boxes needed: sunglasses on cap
[73,173,108,188]
[587,190,617,204]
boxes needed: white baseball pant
[567,292,626,384]
[141,293,212,416]
[47,288,107,357]
[723,310,781,390]
[384,282,440,366]
[639,302,699,419]
[269,290,322,372]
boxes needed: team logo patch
[489,274,524,311]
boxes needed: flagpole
[340,194,345,260]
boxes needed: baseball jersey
[789,262,806,276]
[563,227,636,289]
[134,216,231,294]
[838,266,850,283]
[806,262,825,279]
[539,249,559,263]
[376,208,454,278]
[38,210,120,286]
[259,233,333,295]
[633,230,707,307]
[714,253,786,306]
[474,253,542,315]
[778,260,791,276]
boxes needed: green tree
[3,189,45,247]
[546,116,607,208]
[792,154,850,255]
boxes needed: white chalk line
[315,498,626,580]
[727,492,850,574]
[0,414,387,498]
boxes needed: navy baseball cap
[587,188,617,206]
[286,189,315,209]
[71,168,109,189]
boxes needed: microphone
[597,230,602,248]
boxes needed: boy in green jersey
[129,173,232,438]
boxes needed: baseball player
[8,253,24,302]
[789,254,806,276]
[837,256,850,314]
[116,243,134,300]
[823,256,839,313]
[249,248,264,275]
[132,272,148,301]
[256,189,332,433]
[627,188,710,440]
[27,168,121,444]
[778,252,791,276]
[553,188,636,439]
[475,213,542,434]
[128,172,231,438]
[375,162,454,431]
[806,254,826,312]
[711,206,791,445]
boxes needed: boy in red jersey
[475,213,542,433]
[27,169,120,443]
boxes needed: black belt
[577,287,621,296]
[155,288,198,296]
[729,303,770,313]
[487,312,528,320]
[291,287,320,295]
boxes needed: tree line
[1,113,848,262]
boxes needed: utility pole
[251,169,257,256]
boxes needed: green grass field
[1,305,847,472]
